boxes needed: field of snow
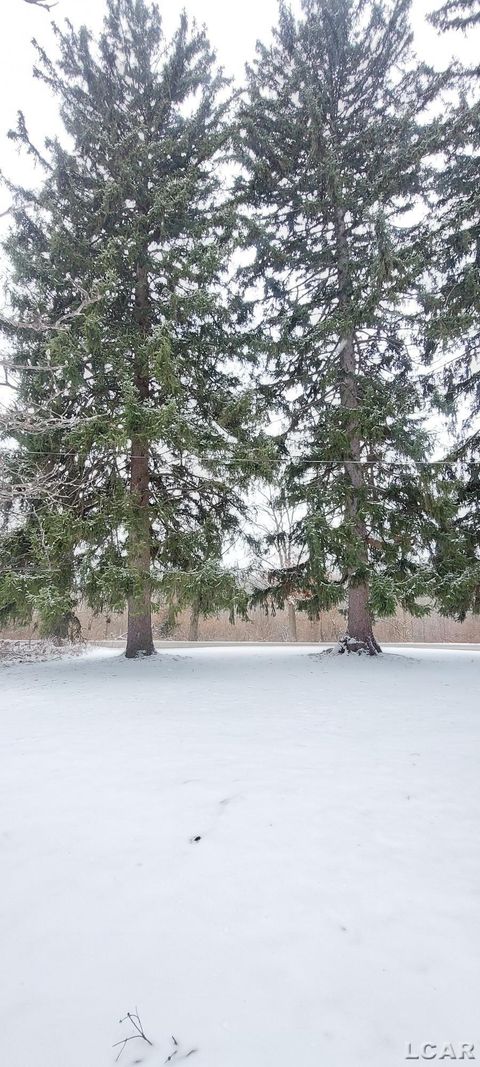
[1,645,479,1067]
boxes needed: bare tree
[0,283,103,344]
[0,454,62,508]
[0,285,104,399]
[250,485,307,643]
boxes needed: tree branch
[0,285,104,337]
[22,0,59,11]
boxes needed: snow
[1,645,479,1067]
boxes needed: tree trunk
[287,599,297,642]
[347,583,381,653]
[189,605,200,642]
[50,611,81,644]
[125,433,154,658]
[333,203,380,654]
[126,262,154,659]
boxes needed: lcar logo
[406,1045,475,1060]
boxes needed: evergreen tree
[0,0,265,656]
[424,5,480,617]
[238,0,446,653]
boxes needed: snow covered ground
[1,645,479,1067]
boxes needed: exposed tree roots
[326,633,382,656]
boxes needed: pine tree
[238,0,446,653]
[0,0,266,656]
[424,4,480,618]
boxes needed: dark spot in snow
[191,835,202,843]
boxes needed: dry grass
[2,603,479,644]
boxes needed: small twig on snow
[165,1036,198,1063]
[113,1010,153,1062]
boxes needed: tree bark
[347,583,381,651]
[287,599,297,642]
[126,263,154,659]
[188,605,200,642]
[125,433,154,658]
[333,204,380,653]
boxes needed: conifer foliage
[238,0,445,652]
[0,0,261,656]
[424,2,480,618]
